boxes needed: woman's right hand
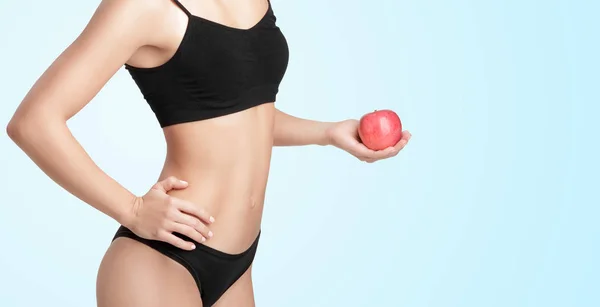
[124,176,215,250]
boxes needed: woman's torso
[125,0,287,253]
[160,103,274,254]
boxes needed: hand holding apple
[325,110,410,163]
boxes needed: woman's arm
[273,109,334,146]
[6,0,166,226]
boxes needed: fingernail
[208,231,213,237]
[191,244,196,249]
[209,216,215,223]
[180,180,188,184]
[201,237,206,242]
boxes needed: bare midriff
[159,102,275,254]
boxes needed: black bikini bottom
[112,225,260,306]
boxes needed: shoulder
[96,0,167,16]
[84,0,173,45]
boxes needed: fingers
[352,143,392,161]
[173,198,215,224]
[156,199,215,250]
[356,130,412,162]
[137,178,214,250]
[168,221,209,246]
[392,130,412,152]
[157,230,197,251]
[171,209,213,240]
[152,176,189,193]
[379,130,412,159]
[169,197,214,242]
[352,143,396,162]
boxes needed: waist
[157,103,274,253]
[160,162,270,218]
[162,170,266,254]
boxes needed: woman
[6,0,411,306]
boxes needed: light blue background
[1,0,598,306]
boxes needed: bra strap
[171,0,192,16]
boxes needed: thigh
[212,264,255,307]
[96,237,203,307]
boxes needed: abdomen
[158,102,275,253]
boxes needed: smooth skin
[6,0,412,306]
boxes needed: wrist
[116,194,141,228]
[318,121,336,146]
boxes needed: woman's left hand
[325,119,412,163]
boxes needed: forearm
[7,116,137,225]
[273,109,335,146]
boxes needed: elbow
[6,118,25,143]
[6,119,35,146]
[6,113,54,145]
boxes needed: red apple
[358,109,402,150]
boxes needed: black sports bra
[125,0,289,127]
